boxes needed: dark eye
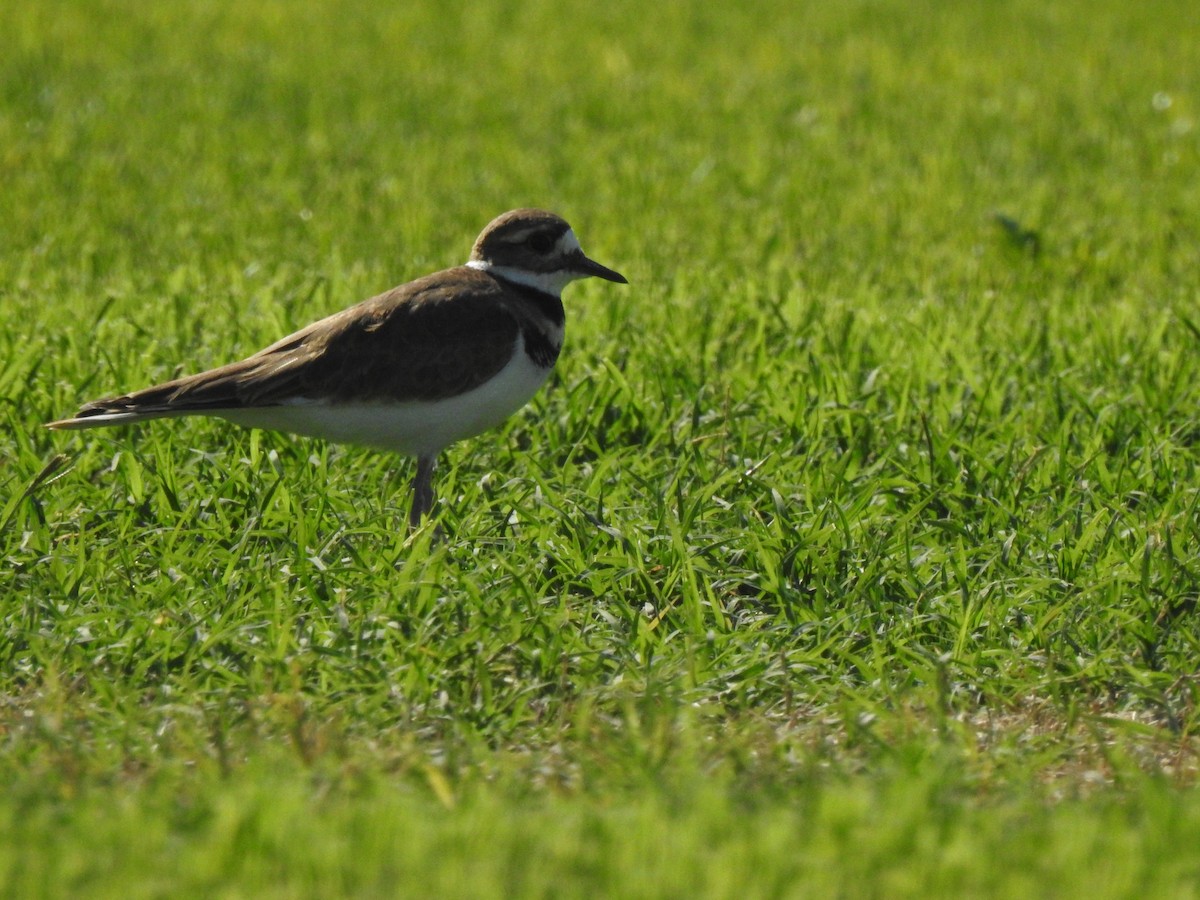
[526,232,555,253]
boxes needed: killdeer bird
[47,209,627,528]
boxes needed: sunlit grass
[2,0,1200,895]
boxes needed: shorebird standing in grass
[48,209,628,527]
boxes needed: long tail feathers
[45,407,191,430]
[44,355,277,431]
[46,377,246,431]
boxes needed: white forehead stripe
[556,229,582,254]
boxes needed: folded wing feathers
[48,274,524,429]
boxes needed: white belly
[219,338,554,457]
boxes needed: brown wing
[56,267,520,424]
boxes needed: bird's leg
[408,454,437,529]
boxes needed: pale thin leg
[408,454,437,529]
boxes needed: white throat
[466,260,580,296]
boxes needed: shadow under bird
[47,208,628,528]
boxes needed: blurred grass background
[2,0,1199,895]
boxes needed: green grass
[3,0,1200,896]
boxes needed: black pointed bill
[573,252,628,284]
